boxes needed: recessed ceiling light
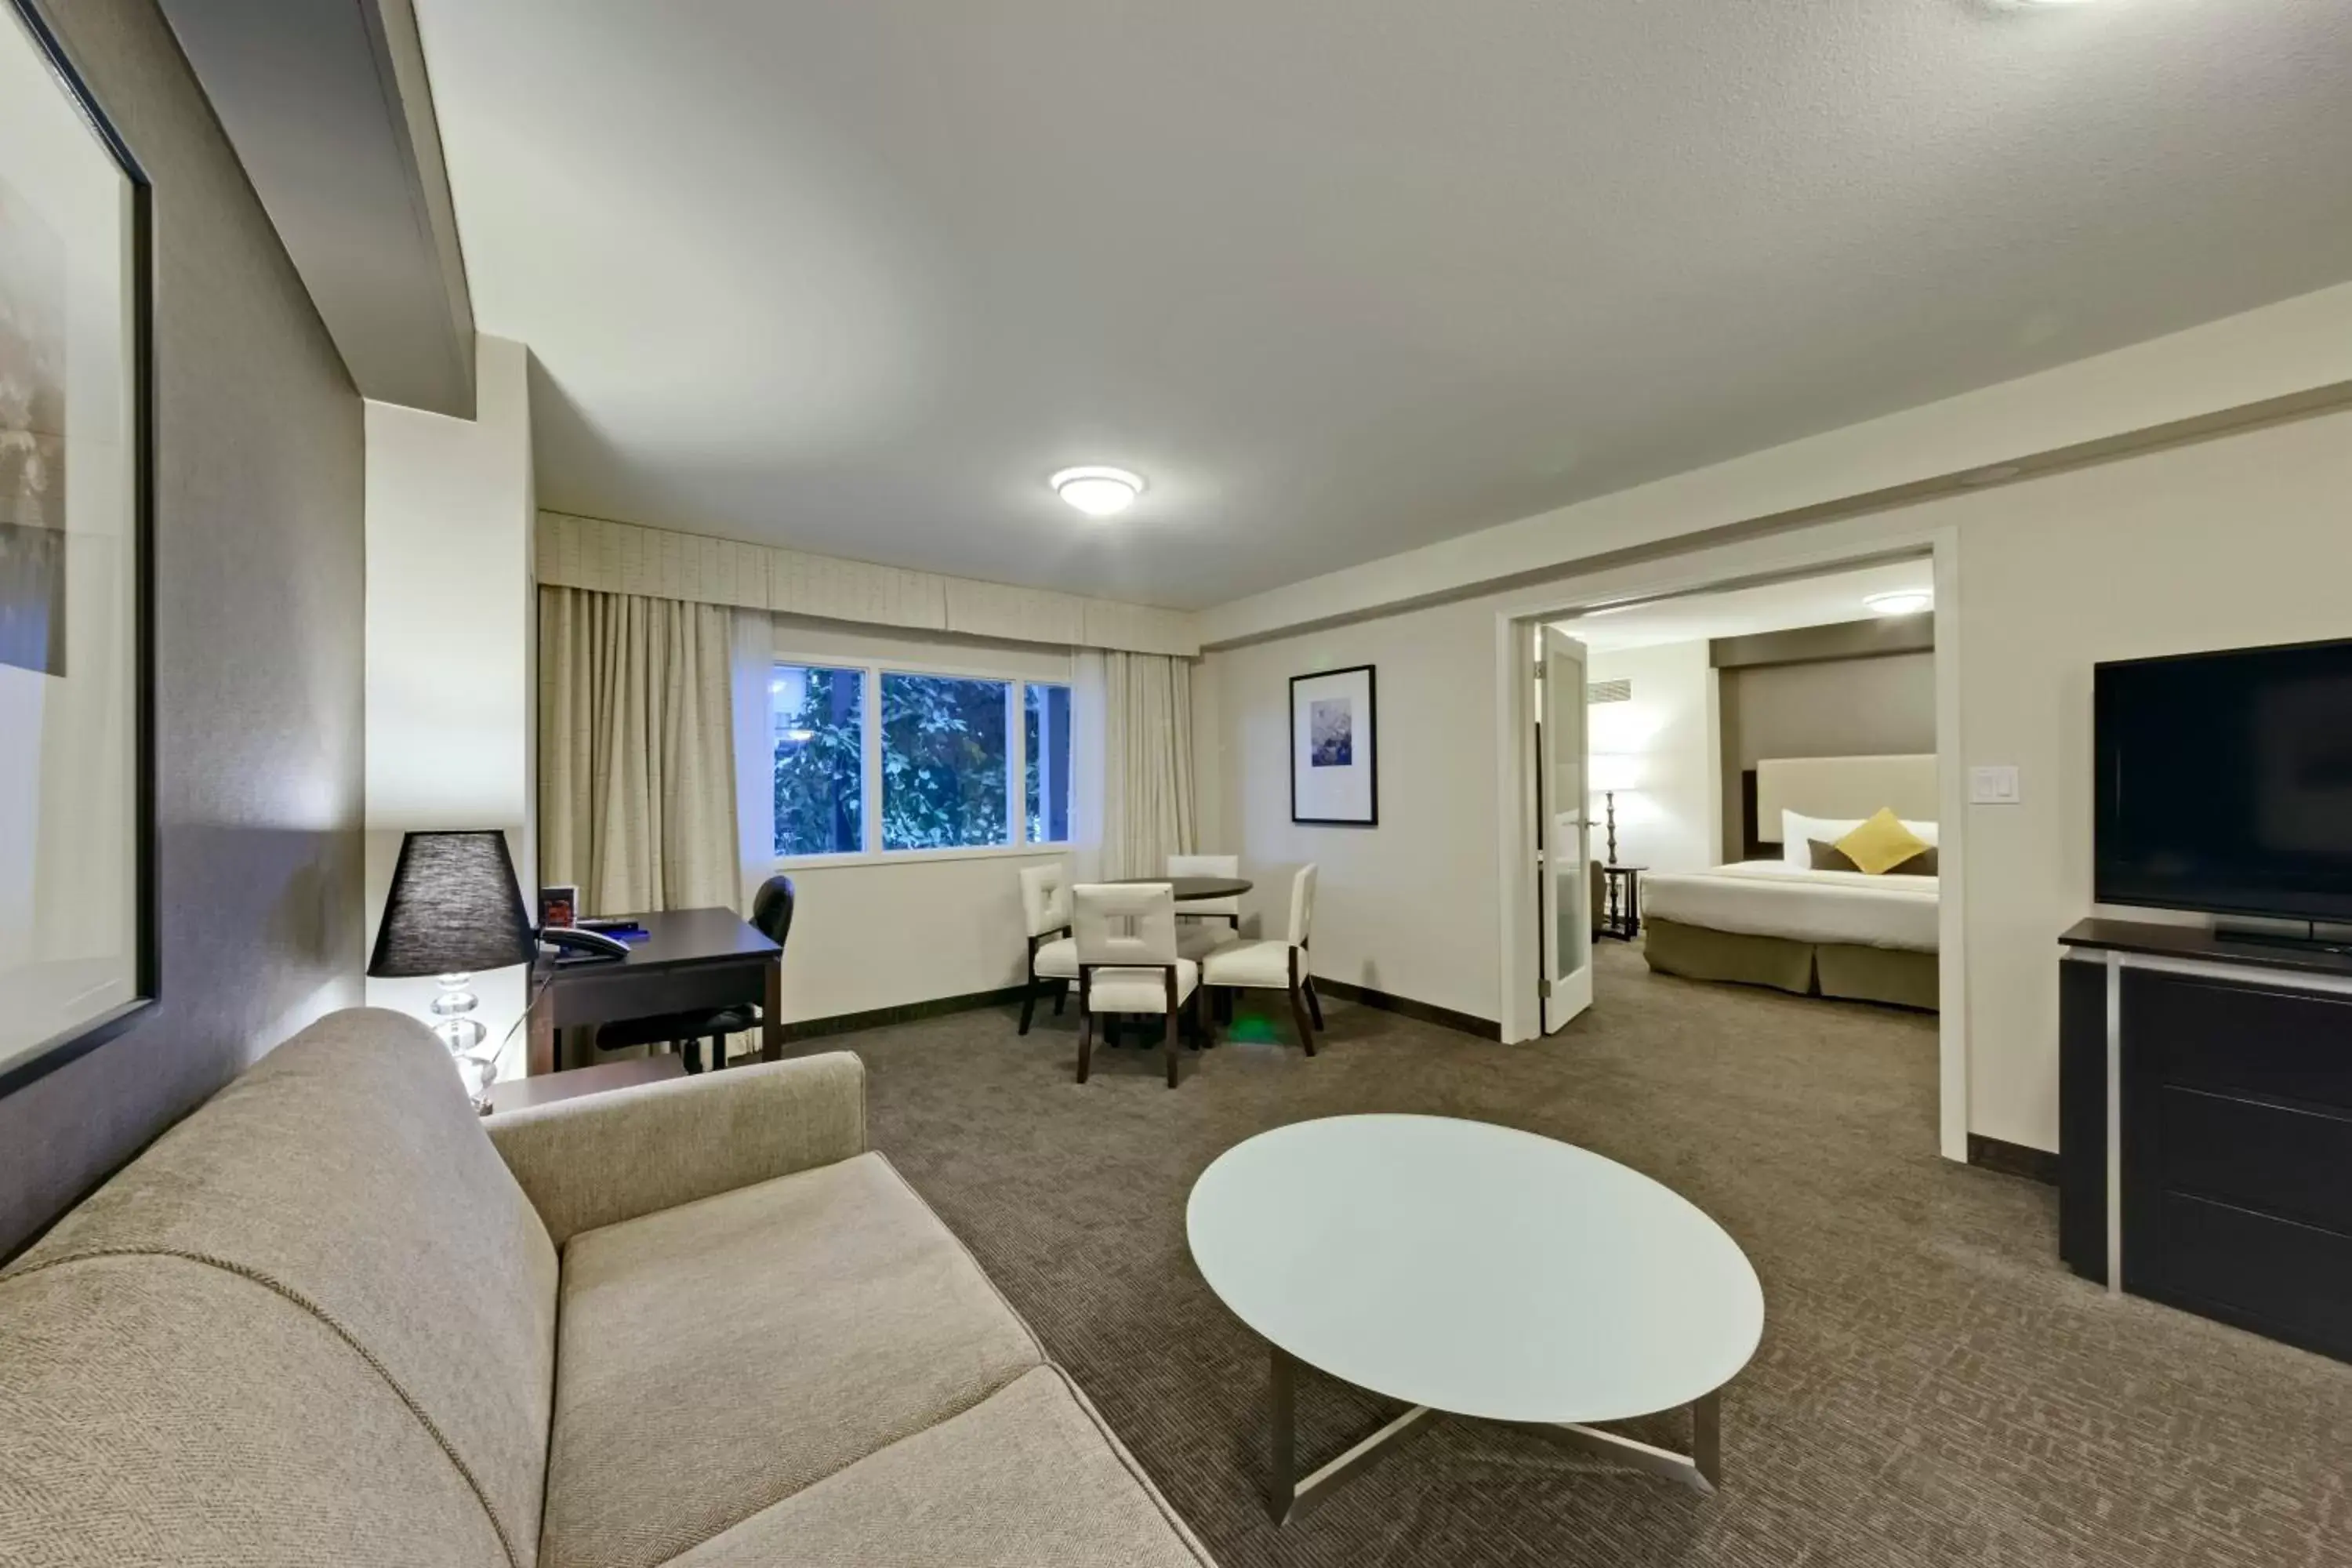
[1865,590,1934,617]
[1051,466,1144,517]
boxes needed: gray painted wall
[0,0,366,1255]
[1720,651,1936,855]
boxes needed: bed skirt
[1641,917,1938,1011]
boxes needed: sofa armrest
[484,1051,867,1247]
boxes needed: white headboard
[1755,754,1938,841]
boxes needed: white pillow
[1781,811,1939,867]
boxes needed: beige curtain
[1080,649,1197,879]
[538,585,740,914]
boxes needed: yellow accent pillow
[1835,808,1931,876]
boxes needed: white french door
[1539,626,1592,1033]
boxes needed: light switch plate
[1969,765,2021,805]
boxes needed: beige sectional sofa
[0,1009,1215,1567]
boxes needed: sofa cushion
[541,1151,1045,1568]
[3,1009,559,1568]
[0,1254,510,1567]
[668,1366,1214,1568]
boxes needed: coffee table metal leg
[1266,1345,1436,1526]
[1265,1346,1725,1522]
[1529,1391,1722,1496]
[1268,1342,1296,1519]
[1693,1389,1721,1488]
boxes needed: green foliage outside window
[772,666,862,856]
[773,666,1047,855]
[881,674,1008,849]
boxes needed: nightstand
[1599,865,1646,942]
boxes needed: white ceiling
[417,1,2352,611]
[1555,559,1936,653]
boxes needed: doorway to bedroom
[1511,551,1959,1152]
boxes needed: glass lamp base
[429,973,498,1109]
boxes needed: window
[881,673,1011,850]
[769,659,1073,860]
[1025,682,1071,843]
[771,663,864,855]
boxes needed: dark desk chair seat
[594,877,794,1073]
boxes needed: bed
[1640,754,1940,1010]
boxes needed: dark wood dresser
[2059,919,2352,1363]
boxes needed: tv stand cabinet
[2059,918,2352,1364]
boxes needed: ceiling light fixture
[1051,466,1144,517]
[1864,590,1934,617]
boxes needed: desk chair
[593,876,795,1072]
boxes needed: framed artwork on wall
[0,0,156,1097]
[1290,664,1377,826]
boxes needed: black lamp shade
[368,831,538,978]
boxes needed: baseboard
[1311,978,1500,1041]
[782,978,1501,1046]
[1966,1133,2060,1185]
[786,985,1031,1042]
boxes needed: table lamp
[368,830,537,1103]
[1588,753,1642,865]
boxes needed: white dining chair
[1167,853,1243,962]
[1202,864,1322,1054]
[1073,881,1202,1088]
[1016,862,1078,1036]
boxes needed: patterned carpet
[822,943,2352,1567]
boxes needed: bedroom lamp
[1589,753,1642,866]
[368,830,537,1105]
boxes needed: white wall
[1585,641,1718,873]
[1952,412,2352,1149]
[1201,282,2352,645]
[1197,601,1504,1022]
[775,851,1066,1022]
[364,335,535,1065]
[1200,407,2352,1152]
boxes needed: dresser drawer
[2125,971,2352,1112]
[2152,1193,2352,1363]
[2158,1087,2352,1235]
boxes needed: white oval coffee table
[1187,1114,1764,1523]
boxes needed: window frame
[768,650,1074,869]
[766,659,869,862]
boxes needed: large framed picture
[0,0,155,1097]
[1290,664,1377,826]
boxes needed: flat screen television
[2095,637,2352,925]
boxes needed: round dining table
[1102,876,1253,902]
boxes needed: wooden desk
[525,906,784,1076]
